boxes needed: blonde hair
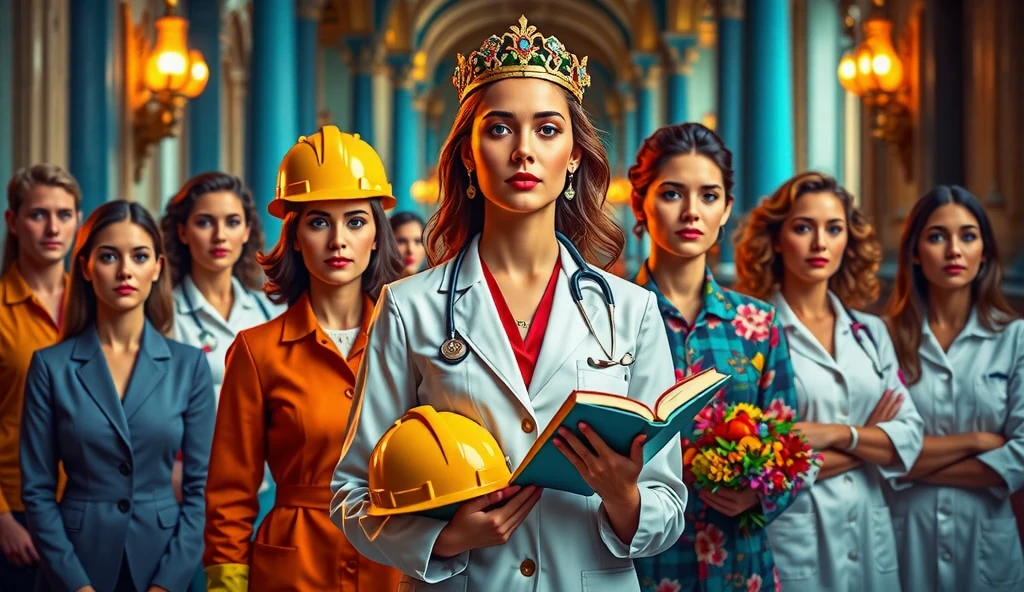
[3,164,82,274]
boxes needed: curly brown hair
[733,172,882,310]
[424,87,623,269]
[160,172,266,291]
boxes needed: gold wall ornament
[123,0,209,183]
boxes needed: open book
[416,369,729,520]
[508,368,729,496]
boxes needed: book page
[654,369,728,420]
[575,392,655,421]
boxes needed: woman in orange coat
[202,127,404,591]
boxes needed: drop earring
[466,169,477,199]
[563,170,576,200]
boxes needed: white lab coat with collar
[887,310,1024,592]
[330,236,686,592]
[765,292,923,592]
[171,275,285,397]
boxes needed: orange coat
[203,293,401,592]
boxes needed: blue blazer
[19,321,215,592]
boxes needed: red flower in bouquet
[686,400,821,532]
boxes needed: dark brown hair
[160,172,266,290]
[259,199,403,306]
[423,87,623,269]
[62,200,174,340]
[629,122,735,239]
[734,172,882,309]
[3,164,82,275]
[885,185,1017,385]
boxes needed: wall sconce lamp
[837,0,914,169]
[124,0,209,182]
[606,178,633,206]
[410,169,440,205]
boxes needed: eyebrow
[659,181,722,192]
[791,216,845,224]
[482,110,567,122]
[97,245,152,252]
[925,224,978,232]
[304,209,369,218]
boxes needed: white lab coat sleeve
[976,325,1024,499]
[330,285,469,583]
[870,315,924,490]
[597,292,687,558]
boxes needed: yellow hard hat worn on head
[269,125,396,218]
[367,406,511,516]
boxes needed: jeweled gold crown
[452,15,591,103]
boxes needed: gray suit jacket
[20,321,215,592]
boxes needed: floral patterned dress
[633,265,800,592]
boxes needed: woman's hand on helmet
[431,485,542,558]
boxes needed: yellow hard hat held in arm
[269,125,397,218]
[368,406,512,519]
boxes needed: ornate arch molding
[417,2,632,85]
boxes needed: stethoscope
[439,232,635,369]
[843,304,883,379]
[181,283,272,352]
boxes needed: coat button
[346,559,358,570]
[119,462,131,476]
[521,418,535,433]
[519,558,536,577]
[344,388,354,399]
[117,499,130,513]
[848,551,858,561]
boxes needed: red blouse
[480,256,561,389]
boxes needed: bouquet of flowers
[684,400,821,531]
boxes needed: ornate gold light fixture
[123,0,209,181]
[606,178,633,206]
[411,168,440,204]
[837,0,912,147]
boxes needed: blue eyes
[488,123,561,137]
[794,224,844,235]
[926,232,978,243]
[194,218,242,228]
[309,217,367,229]
[97,253,149,264]
[660,190,718,203]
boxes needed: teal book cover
[508,368,729,496]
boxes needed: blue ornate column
[716,0,745,275]
[249,0,299,240]
[618,82,641,276]
[68,0,115,216]
[388,54,419,213]
[345,36,376,146]
[186,0,221,176]
[295,0,320,135]
[631,53,661,142]
[664,34,699,125]
[423,97,442,174]
[806,0,843,179]
[742,0,795,209]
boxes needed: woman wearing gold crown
[202,126,404,591]
[331,16,686,591]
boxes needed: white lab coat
[330,236,687,591]
[765,292,923,592]
[171,275,285,397]
[887,310,1024,591]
